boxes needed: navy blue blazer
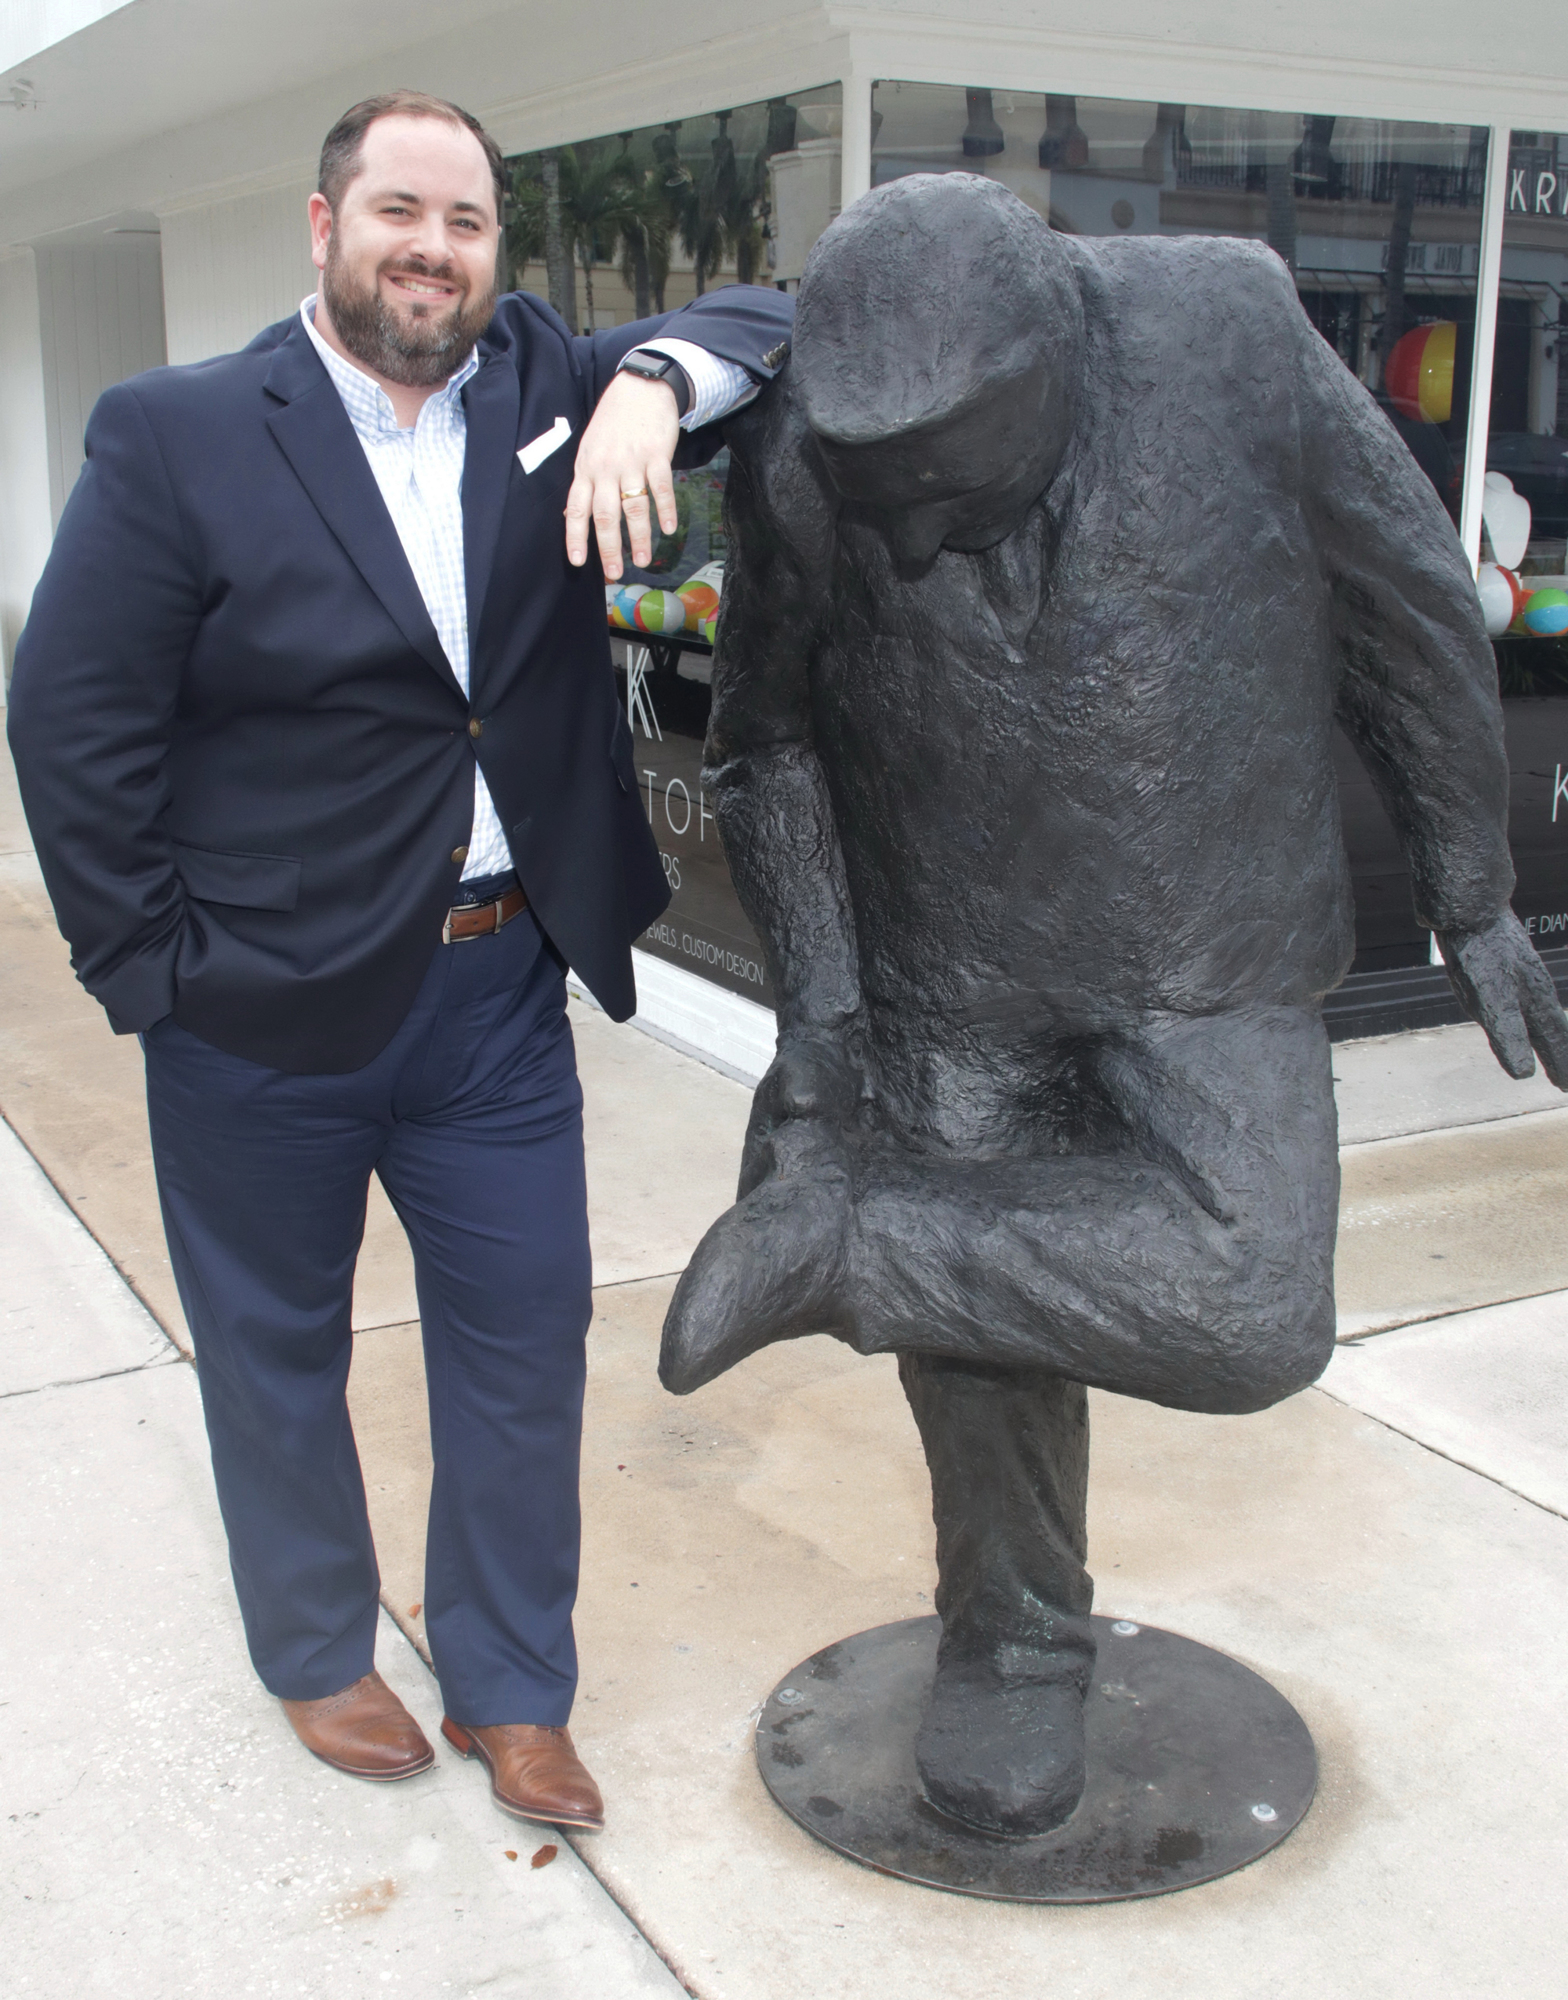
[8,285,793,1072]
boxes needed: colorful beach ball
[677,579,720,632]
[632,589,686,636]
[1476,562,1526,637]
[698,613,718,645]
[1522,587,1568,637]
[607,585,648,631]
[1386,321,1457,424]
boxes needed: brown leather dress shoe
[441,1718,605,1829]
[281,1670,435,1781]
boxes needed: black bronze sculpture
[660,174,1568,1850]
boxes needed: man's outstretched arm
[1297,310,1568,1087]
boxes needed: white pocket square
[518,416,572,474]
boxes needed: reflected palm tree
[614,134,672,318]
[507,152,574,328]
[509,105,796,318]
[510,142,668,329]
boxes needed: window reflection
[1483,136,1568,635]
[872,86,1485,529]
[870,86,1568,982]
[1481,135,1568,953]
[504,88,843,1004]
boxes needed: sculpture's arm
[1297,316,1568,1087]
[705,383,868,1190]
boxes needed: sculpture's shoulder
[724,362,838,578]
[1060,233,1314,450]
[1064,231,1306,344]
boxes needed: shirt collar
[299,293,481,438]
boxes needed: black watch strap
[619,348,692,419]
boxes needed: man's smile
[384,268,461,302]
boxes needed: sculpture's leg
[662,1005,1338,1415]
[899,1352,1095,1836]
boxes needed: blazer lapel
[263,326,462,697]
[460,349,521,651]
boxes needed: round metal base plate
[756,1614,1316,1902]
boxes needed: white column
[1460,125,1509,576]
[0,249,53,680]
[840,69,874,211]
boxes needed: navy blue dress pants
[141,909,591,1725]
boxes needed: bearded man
[8,90,791,1830]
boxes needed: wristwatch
[618,348,692,420]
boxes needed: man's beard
[322,241,497,388]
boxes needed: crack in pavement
[0,1352,187,1402]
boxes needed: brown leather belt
[443,886,528,944]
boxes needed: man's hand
[1437,910,1568,1090]
[564,372,681,581]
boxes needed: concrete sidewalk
[4,735,1568,1996]
[0,1119,687,2000]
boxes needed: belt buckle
[444,894,501,944]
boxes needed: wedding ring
[620,485,648,501]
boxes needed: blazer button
[451,846,469,864]
[468,718,483,738]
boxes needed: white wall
[0,234,166,676]
[33,236,165,522]
[159,180,316,364]
[0,249,54,679]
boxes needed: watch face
[626,354,670,379]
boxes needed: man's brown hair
[318,90,506,220]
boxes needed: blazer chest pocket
[174,842,302,912]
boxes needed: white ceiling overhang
[0,0,844,243]
[5,0,1568,247]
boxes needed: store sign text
[1509,167,1568,215]
[1555,763,1568,822]
[642,767,715,842]
[642,918,768,989]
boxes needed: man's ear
[307,191,333,276]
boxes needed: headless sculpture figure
[661,174,1568,1836]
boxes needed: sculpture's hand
[659,1026,865,1391]
[738,1027,867,1198]
[1437,910,1568,1089]
[662,1084,857,1395]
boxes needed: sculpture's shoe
[660,1163,853,1394]
[915,1658,1088,1837]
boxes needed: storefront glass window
[871,88,1486,521]
[872,86,1520,980]
[1477,134,1568,955]
[505,87,842,1005]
